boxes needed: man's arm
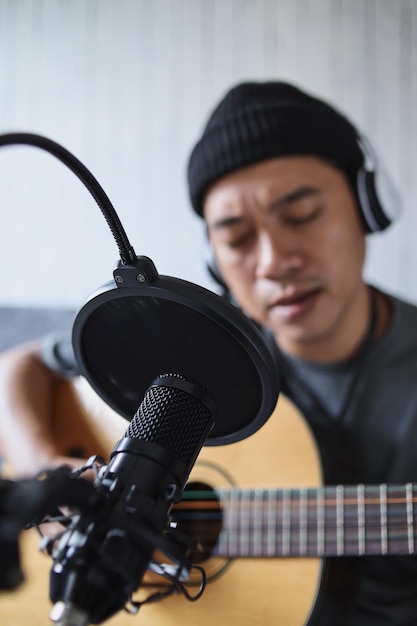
[0,340,82,477]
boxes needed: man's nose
[255,231,305,280]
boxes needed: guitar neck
[180,483,417,558]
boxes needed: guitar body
[0,379,324,625]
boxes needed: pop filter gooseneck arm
[0,132,136,265]
[0,132,280,445]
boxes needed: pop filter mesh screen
[76,295,263,442]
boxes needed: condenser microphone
[49,374,217,626]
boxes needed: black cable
[0,132,137,265]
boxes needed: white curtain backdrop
[0,0,416,308]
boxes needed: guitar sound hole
[173,481,222,564]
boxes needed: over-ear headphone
[205,133,403,289]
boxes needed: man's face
[204,156,368,361]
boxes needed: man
[185,81,417,624]
[1,81,417,623]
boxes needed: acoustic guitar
[0,378,416,626]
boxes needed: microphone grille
[124,374,215,469]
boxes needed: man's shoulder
[386,290,417,323]
[374,289,417,360]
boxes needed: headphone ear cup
[355,134,402,233]
[356,168,392,233]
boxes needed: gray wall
[0,0,416,308]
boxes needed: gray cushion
[0,307,76,352]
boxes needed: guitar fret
[282,490,291,555]
[266,489,276,556]
[240,489,250,556]
[317,488,325,556]
[299,489,308,555]
[363,486,380,554]
[357,485,365,555]
[379,484,388,554]
[228,488,239,556]
[253,489,263,556]
[406,483,415,553]
[336,485,344,555]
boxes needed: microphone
[48,373,217,626]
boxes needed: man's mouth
[268,287,322,320]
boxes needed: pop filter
[72,256,280,445]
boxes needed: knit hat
[187,81,364,217]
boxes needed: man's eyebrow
[207,185,321,230]
[267,185,320,211]
[208,215,243,231]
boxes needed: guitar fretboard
[180,484,417,558]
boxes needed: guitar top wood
[0,379,322,626]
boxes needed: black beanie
[187,81,364,217]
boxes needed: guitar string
[179,487,417,509]
[177,491,416,555]
[176,486,417,551]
